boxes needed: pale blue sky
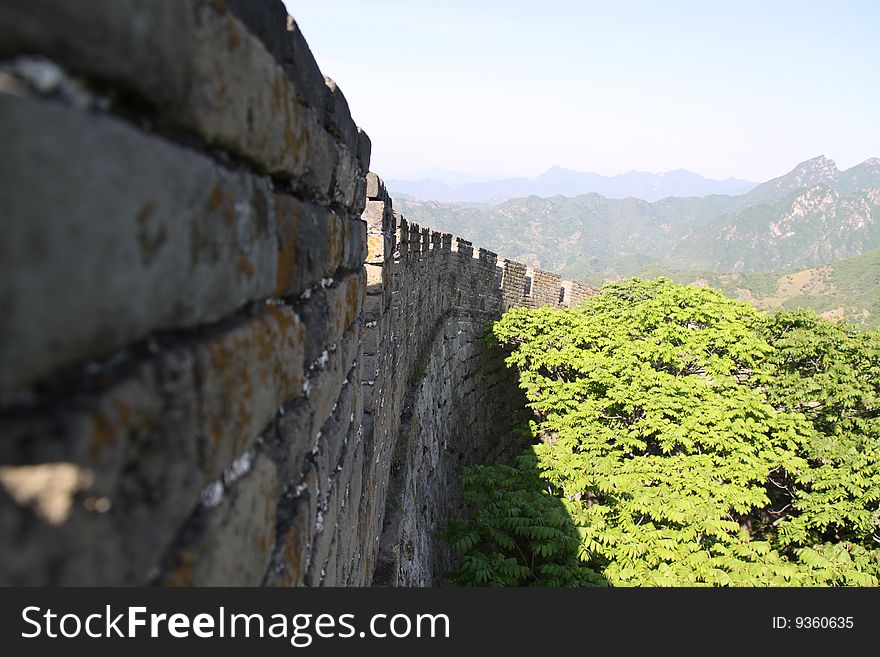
[282,0,880,181]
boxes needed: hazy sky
[282,0,880,181]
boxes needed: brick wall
[0,0,595,586]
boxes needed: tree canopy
[444,278,880,586]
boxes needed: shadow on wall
[438,441,608,587]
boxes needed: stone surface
[0,347,202,585]
[195,306,305,483]
[0,0,369,196]
[323,77,359,152]
[0,93,276,393]
[161,453,279,586]
[274,195,347,297]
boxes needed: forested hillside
[626,248,880,328]
[397,156,880,327]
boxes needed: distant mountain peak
[771,155,839,191]
[796,154,837,173]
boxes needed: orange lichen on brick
[345,274,361,328]
[163,551,197,587]
[274,194,301,294]
[263,306,304,398]
[367,234,385,261]
[275,514,309,586]
[89,411,116,457]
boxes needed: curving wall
[0,0,595,586]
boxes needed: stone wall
[360,176,537,585]
[0,0,595,586]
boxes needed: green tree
[446,279,880,586]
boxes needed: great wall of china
[0,0,594,585]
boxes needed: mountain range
[388,166,757,204]
[393,156,880,326]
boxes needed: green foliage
[441,451,607,587]
[446,279,880,586]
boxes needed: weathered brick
[0,346,201,585]
[305,328,359,441]
[161,453,278,586]
[343,218,368,272]
[324,270,365,344]
[275,195,347,297]
[263,465,318,587]
[195,306,304,483]
[362,199,385,231]
[323,76,359,152]
[365,172,383,201]
[280,15,328,114]
[273,397,313,488]
[332,143,361,210]
[0,0,341,193]
[356,128,372,174]
[0,93,276,393]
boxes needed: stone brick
[351,174,368,218]
[315,365,356,476]
[263,464,318,587]
[0,0,192,112]
[332,143,361,211]
[336,434,366,584]
[0,0,342,193]
[274,195,347,297]
[323,76,359,152]
[343,219,368,273]
[223,0,332,119]
[305,328,359,443]
[224,0,291,68]
[365,262,385,288]
[357,129,373,174]
[0,93,276,393]
[273,397,313,488]
[362,199,386,231]
[0,346,202,585]
[366,172,385,201]
[279,15,328,114]
[195,306,304,483]
[161,453,278,586]
[323,270,365,345]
